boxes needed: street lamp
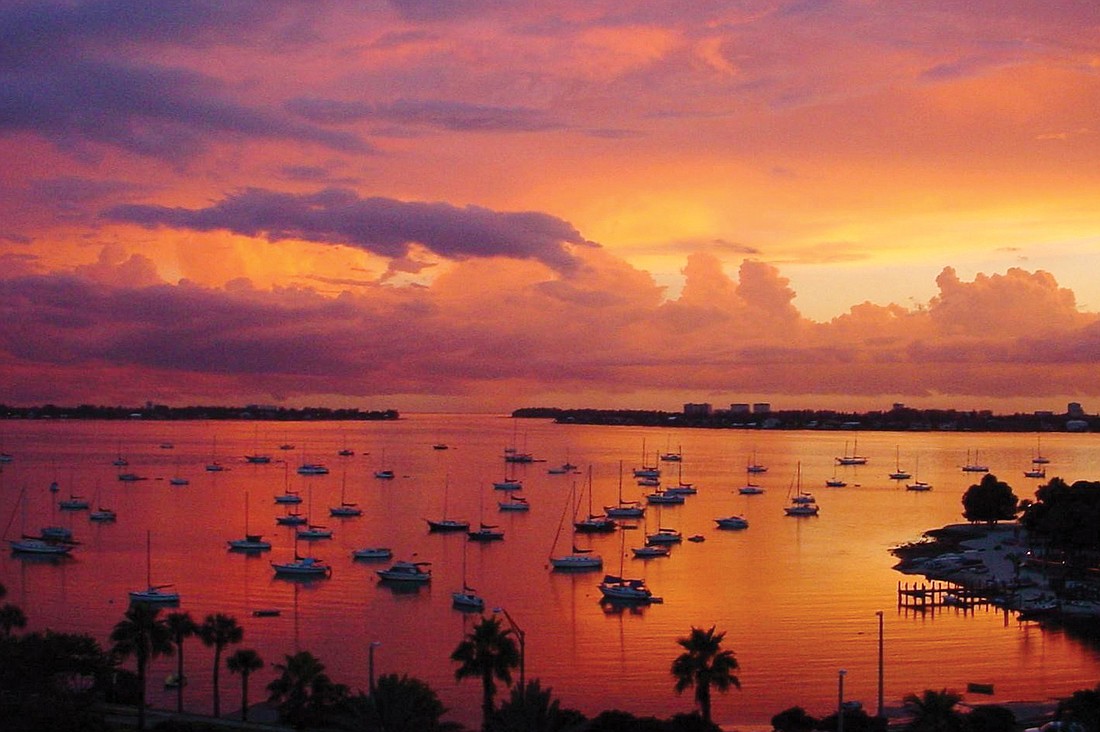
[369,640,381,695]
[876,611,884,719]
[838,669,847,732]
[493,606,526,692]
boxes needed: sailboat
[244,426,272,463]
[169,454,190,486]
[271,534,331,577]
[228,492,271,551]
[275,462,302,504]
[297,487,333,539]
[573,467,617,533]
[635,505,677,556]
[659,439,682,462]
[467,484,504,542]
[961,449,989,473]
[632,440,660,479]
[825,462,847,487]
[665,460,697,495]
[205,436,226,472]
[549,480,603,570]
[373,448,395,480]
[329,468,363,516]
[599,528,658,603]
[605,461,645,518]
[888,446,911,480]
[1032,434,1050,464]
[452,540,485,610]
[112,441,128,467]
[425,475,470,532]
[783,463,820,516]
[89,481,117,522]
[497,493,530,511]
[835,438,868,465]
[129,530,180,603]
[492,464,523,491]
[906,457,932,491]
[745,450,768,474]
[7,486,75,554]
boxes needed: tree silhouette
[903,689,964,732]
[199,613,243,717]
[336,672,449,732]
[109,603,173,731]
[493,678,585,732]
[227,647,264,722]
[962,474,1019,525]
[670,625,740,725]
[0,603,27,637]
[267,650,349,730]
[164,611,198,713]
[451,615,520,732]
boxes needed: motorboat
[550,550,603,570]
[118,473,147,482]
[1024,466,1046,479]
[784,503,820,516]
[59,495,90,510]
[376,561,432,583]
[298,463,330,476]
[574,514,617,532]
[632,545,670,558]
[738,483,765,495]
[90,507,117,522]
[374,469,395,480]
[352,547,393,560]
[715,515,749,530]
[452,586,485,610]
[426,518,470,532]
[645,490,684,505]
[329,503,362,516]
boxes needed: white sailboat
[7,487,75,555]
[227,492,271,551]
[329,468,363,517]
[549,480,602,570]
[835,438,868,465]
[271,536,332,577]
[599,529,658,603]
[784,463,820,516]
[573,467,617,533]
[906,457,932,491]
[425,475,470,532]
[452,540,485,610]
[129,530,180,603]
[888,446,911,480]
[961,449,989,473]
[605,461,645,518]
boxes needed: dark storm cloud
[0,1,368,159]
[104,188,597,272]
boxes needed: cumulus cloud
[1,245,1099,408]
[104,187,598,273]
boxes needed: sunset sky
[2,1,1099,413]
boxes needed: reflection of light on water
[2,417,1100,728]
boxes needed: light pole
[369,640,381,695]
[493,606,526,692]
[876,610,884,719]
[838,669,847,732]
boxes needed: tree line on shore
[4,580,1100,732]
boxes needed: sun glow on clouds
[2,1,1100,410]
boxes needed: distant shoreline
[0,404,399,421]
[512,407,1096,433]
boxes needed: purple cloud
[104,187,597,272]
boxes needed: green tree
[267,650,349,730]
[772,706,818,732]
[227,647,264,722]
[962,474,1019,525]
[451,615,520,732]
[493,678,585,732]
[164,611,198,713]
[337,672,450,732]
[109,603,174,731]
[199,612,243,717]
[670,625,740,726]
[903,689,964,732]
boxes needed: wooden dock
[897,580,997,612]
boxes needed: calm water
[2,415,1099,728]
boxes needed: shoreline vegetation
[512,407,1096,432]
[0,404,399,421]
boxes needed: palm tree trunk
[137,655,147,732]
[240,672,250,722]
[481,669,494,732]
[700,683,712,724]
[213,648,222,717]
[176,647,185,713]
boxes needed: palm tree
[336,673,448,732]
[199,612,243,717]
[227,648,264,722]
[670,625,740,726]
[903,689,964,732]
[109,603,174,731]
[494,679,584,732]
[267,650,349,730]
[0,603,27,637]
[450,615,520,732]
[164,611,198,713]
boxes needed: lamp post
[876,611,884,719]
[493,606,526,692]
[838,669,847,732]
[369,640,381,695]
